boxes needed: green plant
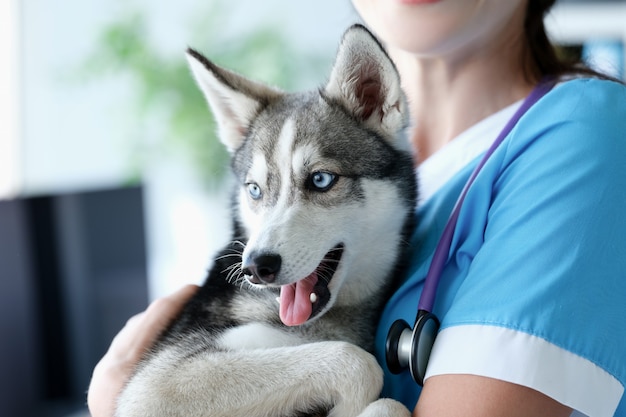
[79,3,330,189]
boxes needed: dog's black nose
[242,253,282,284]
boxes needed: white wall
[0,0,21,198]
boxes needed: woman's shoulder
[505,76,625,164]
[492,76,626,214]
[544,76,626,124]
[553,75,626,95]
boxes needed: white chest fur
[218,323,304,350]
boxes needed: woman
[89,1,626,416]
[352,1,626,417]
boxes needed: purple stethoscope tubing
[417,78,557,313]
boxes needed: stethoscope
[385,78,557,386]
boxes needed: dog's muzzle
[242,244,344,325]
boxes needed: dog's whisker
[215,253,243,262]
[223,262,246,285]
[317,264,336,279]
[221,262,241,275]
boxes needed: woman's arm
[415,374,572,417]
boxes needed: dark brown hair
[524,0,619,82]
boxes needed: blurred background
[0,1,624,416]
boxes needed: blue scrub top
[375,78,626,417]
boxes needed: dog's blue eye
[309,172,337,192]
[247,183,262,200]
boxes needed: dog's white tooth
[310,293,318,303]
[275,297,281,305]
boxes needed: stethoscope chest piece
[385,310,440,386]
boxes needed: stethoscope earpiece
[386,310,439,386]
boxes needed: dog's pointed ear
[186,48,283,153]
[324,25,408,144]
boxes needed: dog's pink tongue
[279,275,317,326]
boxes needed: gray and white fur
[117,24,417,417]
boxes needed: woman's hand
[87,284,199,417]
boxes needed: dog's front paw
[115,362,175,417]
[357,398,412,417]
[115,377,155,417]
[324,342,384,417]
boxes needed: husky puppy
[117,24,416,417]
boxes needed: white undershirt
[416,99,523,206]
